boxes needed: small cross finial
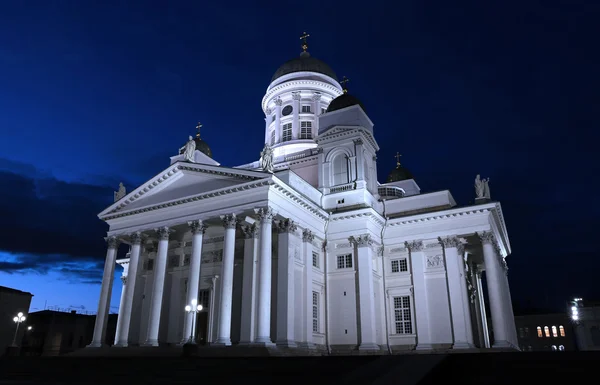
[340,76,350,93]
[300,31,310,52]
[395,152,402,167]
[195,122,202,138]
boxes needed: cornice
[387,204,493,227]
[330,208,385,227]
[262,79,343,112]
[316,126,378,152]
[270,177,328,221]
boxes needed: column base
[276,340,298,348]
[297,342,316,350]
[212,338,232,346]
[86,341,104,348]
[415,343,434,351]
[252,337,275,347]
[142,339,160,347]
[452,342,475,349]
[113,341,128,348]
[359,343,380,351]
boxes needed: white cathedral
[89,37,518,354]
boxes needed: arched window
[537,326,543,338]
[552,326,558,337]
[544,326,550,337]
[559,325,565,337]
[332,154,349,185]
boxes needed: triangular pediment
[99,162,269,219]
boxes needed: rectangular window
[300,121,312,139]
[391,259,408,273]
[282,123,292,142]
[312,291,319,333]
[302,105,312,113]
[198,289,210,308]
[337,254,353,269]
[312,251,319,268]
[394,296,412,334]
[270,130,275,145]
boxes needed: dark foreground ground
[0,350,597,385]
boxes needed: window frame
[391,258,408,273]
[300,121,312,139]
[336,254,353,269]
[392,295,413,335]
[312,291,319,333]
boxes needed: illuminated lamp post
[11,312,26,347]
[184,299,203,344]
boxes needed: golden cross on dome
[300,31,310,52]
[340,76,350,93]
[395,152,402,167]
[195,122,202,138]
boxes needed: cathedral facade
[89,42,518,353]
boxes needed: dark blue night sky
[0,1,597,314]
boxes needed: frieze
[389,247,407,254]
[426,255,444,269]
[426,243,440,249]
[336,242,351,249]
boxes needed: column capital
[104,236,120,249]
[265,107,272,115]
[477,231,496,245]
[404,240,424,252]
[274,97,283,106]
[220,214,237,229]
[438,236,461,249]
[188,220,208,234]
[129,232,143,245]
[349,234,372,248]
[353,138,363,146]
[377,245,385,256]
[292,91,301,101]
[242,224,259,239]
[302,228,315,243]
[278,218,298,234]
[254,207,276,224]
[154,226,172,240]
[312,92,322,101]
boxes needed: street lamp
[184,299,203,344]
[11,312,26,347]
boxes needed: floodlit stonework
[89,41,518,354]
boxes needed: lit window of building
[559,325,565,337]
[552,325,558,337]
[537,326,543,338]
[544,326,550,337]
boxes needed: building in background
[570,298,600,351]
[20,310,117,356]
[0,286,33,356]
[514,313,575,352]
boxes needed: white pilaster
[215,214,237,346]
[144,227,171,347]
[313,93,321,136]
[274,98,282,144]
[475,266,491,348]
[406,240,432,350]
[351,234,379,351]
[292,92,300,140]
[440,237,474,349]
[88,236,119,348]
[478,231,513,349]
[354,139,365,181]
[239,224,259,344]
[254,207,275,345]
[276,219,297,347]
[302,229,316,348]
[181,220,207,344]
[264,107,272,144]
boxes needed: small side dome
[326,92,366,113]
[180,123,213,159]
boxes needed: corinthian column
[350,234,379,351]
[276,219,297,347]
[144,226,171,347]
[302,229,316,348]
[274,97,282,144]
[88,236,119,348]
[405,240,432,350]
[215,214,237,346]
[439,236,474,349]
[239,224,259,344]
[254,207,276,345]
[181,220,207,344]
[478,231,513,348]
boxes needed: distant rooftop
[0,285,33,297]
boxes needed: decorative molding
[312,93,322,101]
[390,247,406,254]
[254,207,276,223]
[349,234,372,248]
[220,214,237,229]
[426,255,444,269]
[188,220,207,235]
[404,240,424,252]
[241,224,259,239]
[426,243,439,249]
[477,231,495,245]
[129,232,142,245]
[438,236,461,249]
[265,108,272,115]
[274,97,283,106]
[278,218,298,234]
[155,226,171,241]
[105,236,119,249]
[292,91,301,101]
[302,229,315,243]
[336,242,351,249]
[353,138,363,145]
[263,79,342,111]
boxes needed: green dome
[326,92,366,113]
[271,52,337,83]
[180,136,212,159]
[387,165,414,182]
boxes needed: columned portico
[351,234,379,351]
[478,231,515,349]
[88,236,119,348]
[254,207,275,345]
[440,236,474,349]
[181,220,207,344]
[302,229,316,349]
[114,232,143,347]
[144,226,171,347]
[215,214,237,346]
[276,219,297,347]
